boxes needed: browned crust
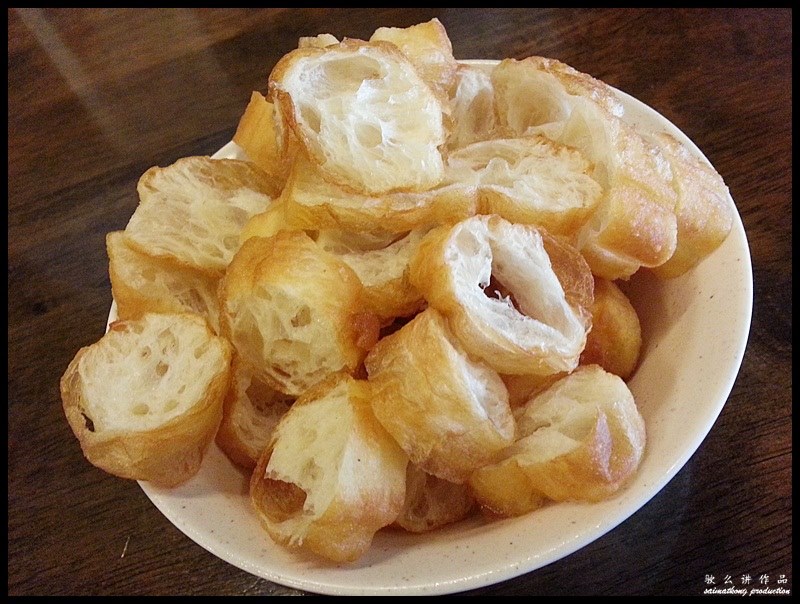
[249,373,407,563]
[365,308,513,483]
[60,314,232,487]
[580,278,642,379]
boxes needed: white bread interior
[219,231,378,396]
[410,215,593,375]
[60,312,232,487]
[250,374,407,563]
[443,136,602,238]
[125,156,279,275]
[470,365,646,515]
[492,56,624,137]
[269,40,446,196]
[445,62,498,151]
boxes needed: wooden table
[8,8,791,596]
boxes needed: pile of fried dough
[60,19,732,563]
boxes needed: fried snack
[468,456,548,517]
[410,215,593,376]
[493,58,678,279]
[563,113,678,278]
[269,39,446,195]
[218,231,379,396]
[240,203,427,322]
[369,18,458,101]
[59,16,742,567]
[365,308,514,483]
[124,156,280,275]
[232,91,293,187]
[393,463,476,533]
[216,355,294,470]
[647,131,733,278]
[578,180,677,280]
[492,56,624,135]
[444,136,602,238]
[298,33,339,49]
[250,373,407,563]
[445,62,498,151]
[470,365,646,515]
[580,278,642,379]
[60,312,232,487]
[280,152,477,234]
[501,372,565,408]
[107,231,221,333]
[315,228,427,321]
[238,198,297,244]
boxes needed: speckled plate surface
[123,60,752,595]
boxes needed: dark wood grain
[8,8,791,596]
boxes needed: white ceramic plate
[111,60,753,595]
